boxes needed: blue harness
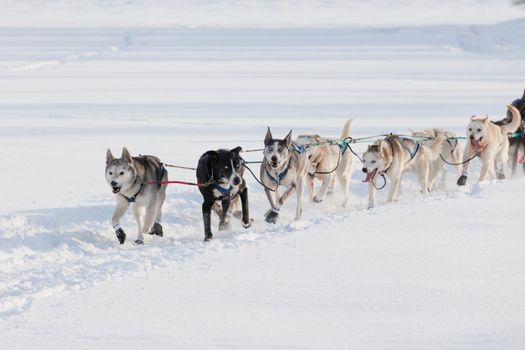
[399,138,420,160]
[265,166,289,186]
[291,143,306,155]
[213,183,234,196]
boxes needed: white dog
[457,105,521,186]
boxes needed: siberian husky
[457,105,521,185]
[105,147,168,244]
[260,129,310,224]
[361,134,445,208]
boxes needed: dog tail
[502,105,521,133]
[340,119,353,140]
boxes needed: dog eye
[477,129,481,132]
[278,147,283,152]
[109,172,113,175]
[119,171,124,176]
[268,146,273,151]
[371,160,376,164]
[468,128,472,131]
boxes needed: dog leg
[457,146,475,186]
[132,204,145,244]
[202,200,214,241]
[218,198,231,231]
[338,173,350,207]
[264,187,279,224]
[478,159,491,182]
[368,182,376,209]
[150,186,166,237]
[510,143,518,176]
[314,175,331,203]
[295,181,303,220]
[111,196,129,244]
[387,176,401,203]
[307,175,315,202]
[239,187,253,228]
[143,202,157,237]
[417,163,430,195]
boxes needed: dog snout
[233,176,241,186]
[111,180,118,187]
[469,134,474,140]
[362,167,367,173]
[271,156,277,162]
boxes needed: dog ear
[470,115,477,121]
[284,129,292,146]
[121,147,132,162]
[264,127,273,145]
[522,88,525,100]
[230,146,242,155]
[379,141,389,159]
[203,151,218,179]
[205,150,218,158]
[106,149,114,165]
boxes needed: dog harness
[120,163,167,203]
[120,181,144,203]
[399,138,420,160]
[291,142,306,155]
[265,165,289,186]
[213,183,234,196]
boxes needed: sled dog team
[106,99,524,244]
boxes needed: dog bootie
[497,172,505,180]
[457,175,467,186]
[265,210,279,224]
[115,228,126,244]
[149,222,163,237]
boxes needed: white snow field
[1,1,525,349]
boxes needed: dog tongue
[363,170,376,183]
[471,139,483,151]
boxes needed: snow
[1,1,525,349]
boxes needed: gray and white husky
[260,129,309,224]
[105,147,168,244]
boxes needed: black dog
[492,89,525,175]
[196,146,252,241]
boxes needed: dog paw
[265,211,279,224]
[204,233,213,241]
[218,221,231,231]
[313,196,323,203]
[115,228,126,244]
[242,218,254,228]
[134,239,144,245]
[232,210,243,220]
[148,222,163,237]
[457,175,467,186]
[497,172,505,180]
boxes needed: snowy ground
[1,1,525,349]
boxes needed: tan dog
[457,105,521,186]
[297,119,353,207]
[361,134,445,208]
[410,128,463,191]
